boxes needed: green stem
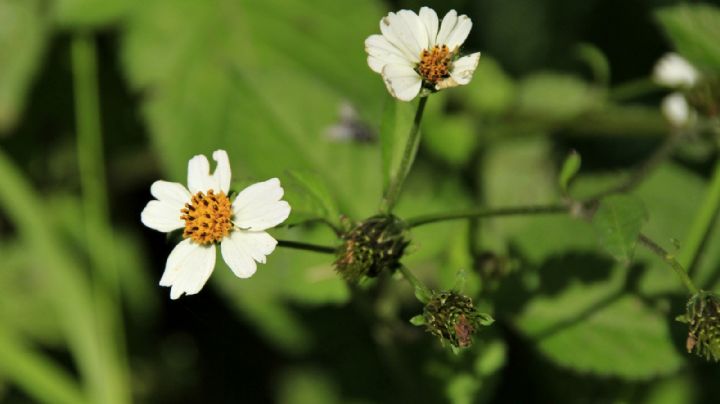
[406,204,568,228]
[381,96,428,213]
[638,233,699,294]
[277,239,336,254]
[678,159,720,273]
[397,265,431,301]
[72,34,129,404]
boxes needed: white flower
[141,150,291,299]
[653,53,700,88]
[365,7,481,101]
[661,92,695,128]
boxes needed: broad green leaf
[380,97,417,191]
[516,73,600,123]
[520,295,684,380]
[656,4,720,70]
[592,194,648,263]
[0,0,48,133]
[558,150,581,194]
[283,169,341,226]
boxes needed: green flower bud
[682,291,720,362]
[333,215,409,283]
[422,291,493,349]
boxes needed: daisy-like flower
[653,53,700,88]
[141,150,291,299]
[365,7,481,101]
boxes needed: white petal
[150,180,191,206]
[211,150,231,194]
[380,12,421,63]
[449,52,481,86]
[220,231,277,279]
[232,178,291,231]
[419,7,439,47]
[653,53,700,88]
[141,200,184,232]
[397,9,428,54]
[444,15,472,50]
[661,93,693,127]
[436,10,458,46]
[365,34,412,73]
[187,150,232,194]
[381,64,423,101]
[159,239,216,299]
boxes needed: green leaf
[656,4,720,70]
[517,73,600,123]
[575,43,610,86]
[409,315,426,326]
[592,194,648,263]
[423,115,478,168]
[53,0,138,28]
[462,56,516,117]
[519,295,684,380]
[0,0,48,132]
[283,169,340,226]
[380,97,417,191]
[558,150,581,194]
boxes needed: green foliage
[558,150,581,195]
[656,4,720,71]
[516,73,600,123]
[592,195,648,263]
[283,169,341,226]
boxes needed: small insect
[324,101,376,143]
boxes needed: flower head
[681,291,720,362]
[141,150,291,299]
[333,215,409,282]
[653,53,700,88]
[365,7,481,101]
[422,291,493,349]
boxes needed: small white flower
[365,7,481,101]
[661,92,695,128]
[653,53,700,88]
[141,150,291,299]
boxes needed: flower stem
[397,265,431,302]
[678,159,720,272]
[406,204,568,228]
[638,233,699,295]
[276,239,336,254]
[381,96,428,214]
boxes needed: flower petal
[380,12,421,63]
[141,200,184,232]
[653,53,700,88]
[381,64,423,101]
[397,9,428,53]
[449,52,481,85]
[662,92,694,127]
[151,180,191,206]
[435,10,458,46]
[220,230,277,279]
[232,178,291,231]
[365,34,412,73]
[159,239,216,299]
[419,7,439,47]
[444,14,472,50]
[187,150,232,194]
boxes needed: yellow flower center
[181,190,233,245]
[418,45,453,84]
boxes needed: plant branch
[277,240,336,254]
[397,265,431,302]
[638,233,698,294]
[406,204,568,228]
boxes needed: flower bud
[333,215,409,283]
[682,291,720,362]
[422,291,493,349]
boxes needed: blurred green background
[2,0,720,402]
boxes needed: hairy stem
[397,265,431,301]
[381,97,428,213]
[638,233,699,294]
[277,240,336,254]
[406,204,568,228]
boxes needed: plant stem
[397,265,431,301]
[638,233,698,295]
[608,77,661,102]
[406,204,568,228]
[72,33,129,404]
[381,96,428,213]
[678,159,720,273]
[276,240,336,254]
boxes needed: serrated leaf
[656,4,720,70]
[593,194,647,263]
[559,150,581,194]
[0,0,48,133]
